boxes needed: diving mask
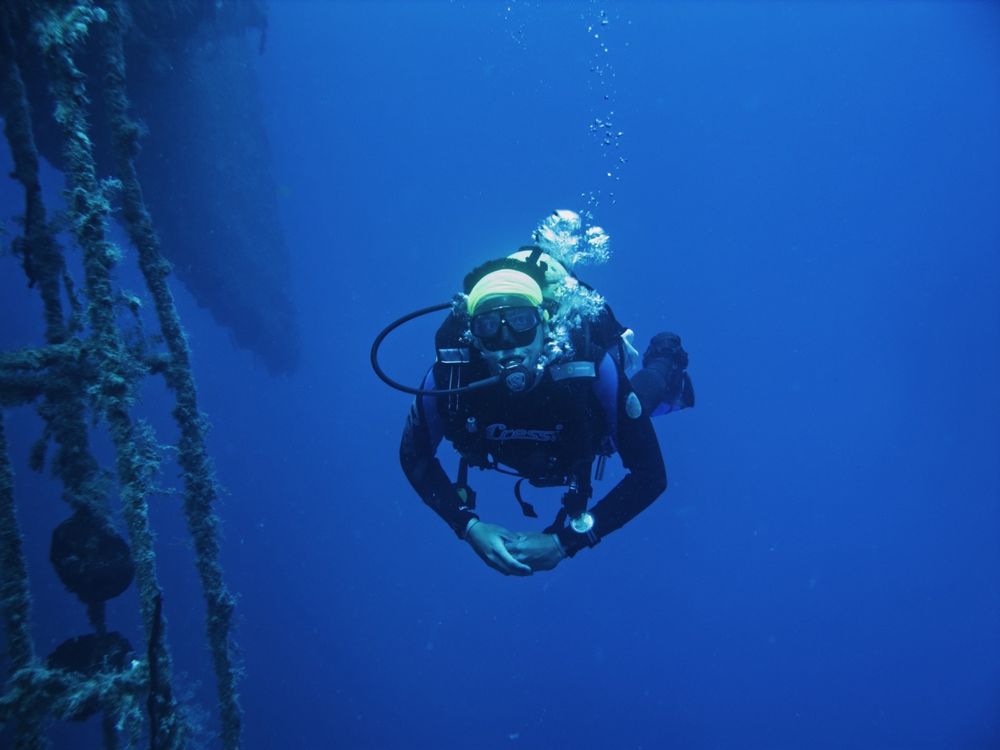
[470,305,542,351]
[471,299,546,393]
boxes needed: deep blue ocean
[1,2,999,748]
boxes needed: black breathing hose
[370,302,500,396]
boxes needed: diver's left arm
[557,367,667,557]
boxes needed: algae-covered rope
[0,412,47,750]
[0,414,33,671]
[34,3,186,748]
[0,13,66,344]
[100,3,241,748]
[0,416,54,750]
[0,10,110,524]
[1,1,243,747]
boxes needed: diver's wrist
[550,533,567,559]
[462,517,481,540]
[556,524,597,557]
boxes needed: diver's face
[471,295,546,392]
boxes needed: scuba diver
[373,212,694,575]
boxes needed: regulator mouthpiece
[501,363,530,392]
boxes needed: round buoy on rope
[50,511,135,603]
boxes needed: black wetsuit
[399,351,667,556]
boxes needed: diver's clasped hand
[465,521,566,576]
[506,532,565,572]
[465,521,533,576]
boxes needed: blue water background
[1,2,998,748]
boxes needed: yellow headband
[467,269,543,315]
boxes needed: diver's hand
[507,532,565,572]
[465,521,533,577]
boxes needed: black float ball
[50,511,135,603]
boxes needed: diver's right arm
[398,391,477,538]
[398,370,531,576]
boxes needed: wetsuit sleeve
[556,355,667,556]
[399,369,478,538]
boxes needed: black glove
[632,332,695,413]
[643,331,689,371]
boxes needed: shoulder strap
[549,361,597,381]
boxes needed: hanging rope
[1,2,246,746]
[0,413,46,750]
[0,6,108,530]
[34,3,186,747]
[0,416,33,672]
[0,658,147,742]
[0,15,65,343]
[99,3,241,747]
